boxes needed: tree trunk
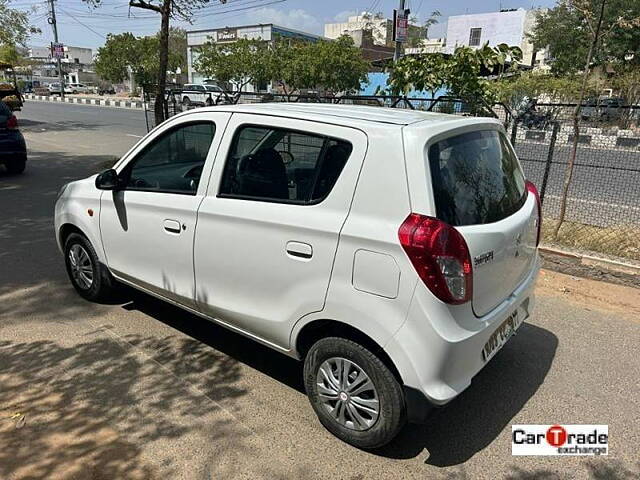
[154,0,171,126]
[553,0,607,240]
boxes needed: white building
[324,12,393,47]
[28,45,93,65]
[187,24,325,87]
[445,8,549,68]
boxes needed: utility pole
[393,0,406,62]
[48,0,65,100]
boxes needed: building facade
[324,12,424,49]
[27,45,95,85]
[187,24,325,87]
[325,13,393,47]
[445,8,549,68]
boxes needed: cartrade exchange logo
[512,425,608,456]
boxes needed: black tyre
[303,337,406,449]
[6,156,26,174]
[182,96,191,107]
[64,233,115,302]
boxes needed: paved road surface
[517,143,640,227]
[17,100,147,157]
[0,103,638,478]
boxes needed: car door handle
[286,241,313,259]
[163,219,182,234]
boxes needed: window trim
[119,120,216,196]
[216,123,353,206]
[469,27,482,47]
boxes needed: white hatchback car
[55,104,540,448]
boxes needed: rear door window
[219,125,352,204]
[428,129,526,226]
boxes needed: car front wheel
[64,233,115,302]
[303,337,406,449]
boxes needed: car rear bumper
[386,255,540,415]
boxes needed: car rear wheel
[6,156,26,174]
[64,233,116,302]
[182,96,191,107]
[303,337,406,449]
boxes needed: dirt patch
[536,269,640,322]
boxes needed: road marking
[126,134,143,138]
[545,194,640,211]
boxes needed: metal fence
[511,103,640,262]
[142,89,514,131]
[143,89,640,263]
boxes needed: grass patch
[541,218,640,261]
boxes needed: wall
[446,9,527,52]
[324,15,392,47]
[444,9,550,67]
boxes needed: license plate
[482,309,523,362]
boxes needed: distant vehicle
[98,86,116,96]
[67,83,91,94]
[515,98,552,130]
[55,104,540,449]
[0,100,27,174]
[582,97,627,122]
[48,83,73,95]
[181,83,224,106]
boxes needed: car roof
[188,103,474,127]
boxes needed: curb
[24,93,144,110]
[540,246,640,276]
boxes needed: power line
[58,7,107,39]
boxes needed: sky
[17,0,558,51]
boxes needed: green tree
[406,11,441,48]
[495,72,588,109]
[85,0,214,124]
[314,36,370,94]
[0,44,20,66]
[269,40,316,99]
[194,38,271,92]
[0,0,39,48]
[95,29,187,88]
[387,43,522,111]
[529,0,640,75]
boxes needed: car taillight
[398,213,472,305]
[6,115,18,130]
[525,180,541,246]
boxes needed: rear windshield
[428,130,526,226]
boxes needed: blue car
[0,101,26,174]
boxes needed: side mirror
[95,169,121,190]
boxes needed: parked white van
[55,104,541,448]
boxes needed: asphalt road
[17,100,148,157]
[1,102,639,478]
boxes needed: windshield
[428,129,526,226]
